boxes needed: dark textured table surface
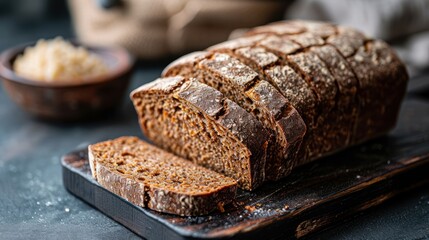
[1,18,429,240]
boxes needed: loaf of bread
[87,20,407,218]
[88,136,237,216]
[131,20,407,190]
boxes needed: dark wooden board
[62,99,429,240]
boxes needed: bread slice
[286,51,339,160]
[130,76,269,190]
[264,64,320,164]
[88,136,237,216]
[163,52,306,181]
[310,45,359,147]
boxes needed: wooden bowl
[0,42,134,121]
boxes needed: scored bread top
[327,26,367,58]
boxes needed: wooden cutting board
[61,99,429,239]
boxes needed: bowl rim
[0,40,135,88]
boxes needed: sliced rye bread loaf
[130,76,269,190]
[88,136,237,216]
[163,52,306,181]
[130,20,407,191]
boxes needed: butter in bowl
[0,37,135,121]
